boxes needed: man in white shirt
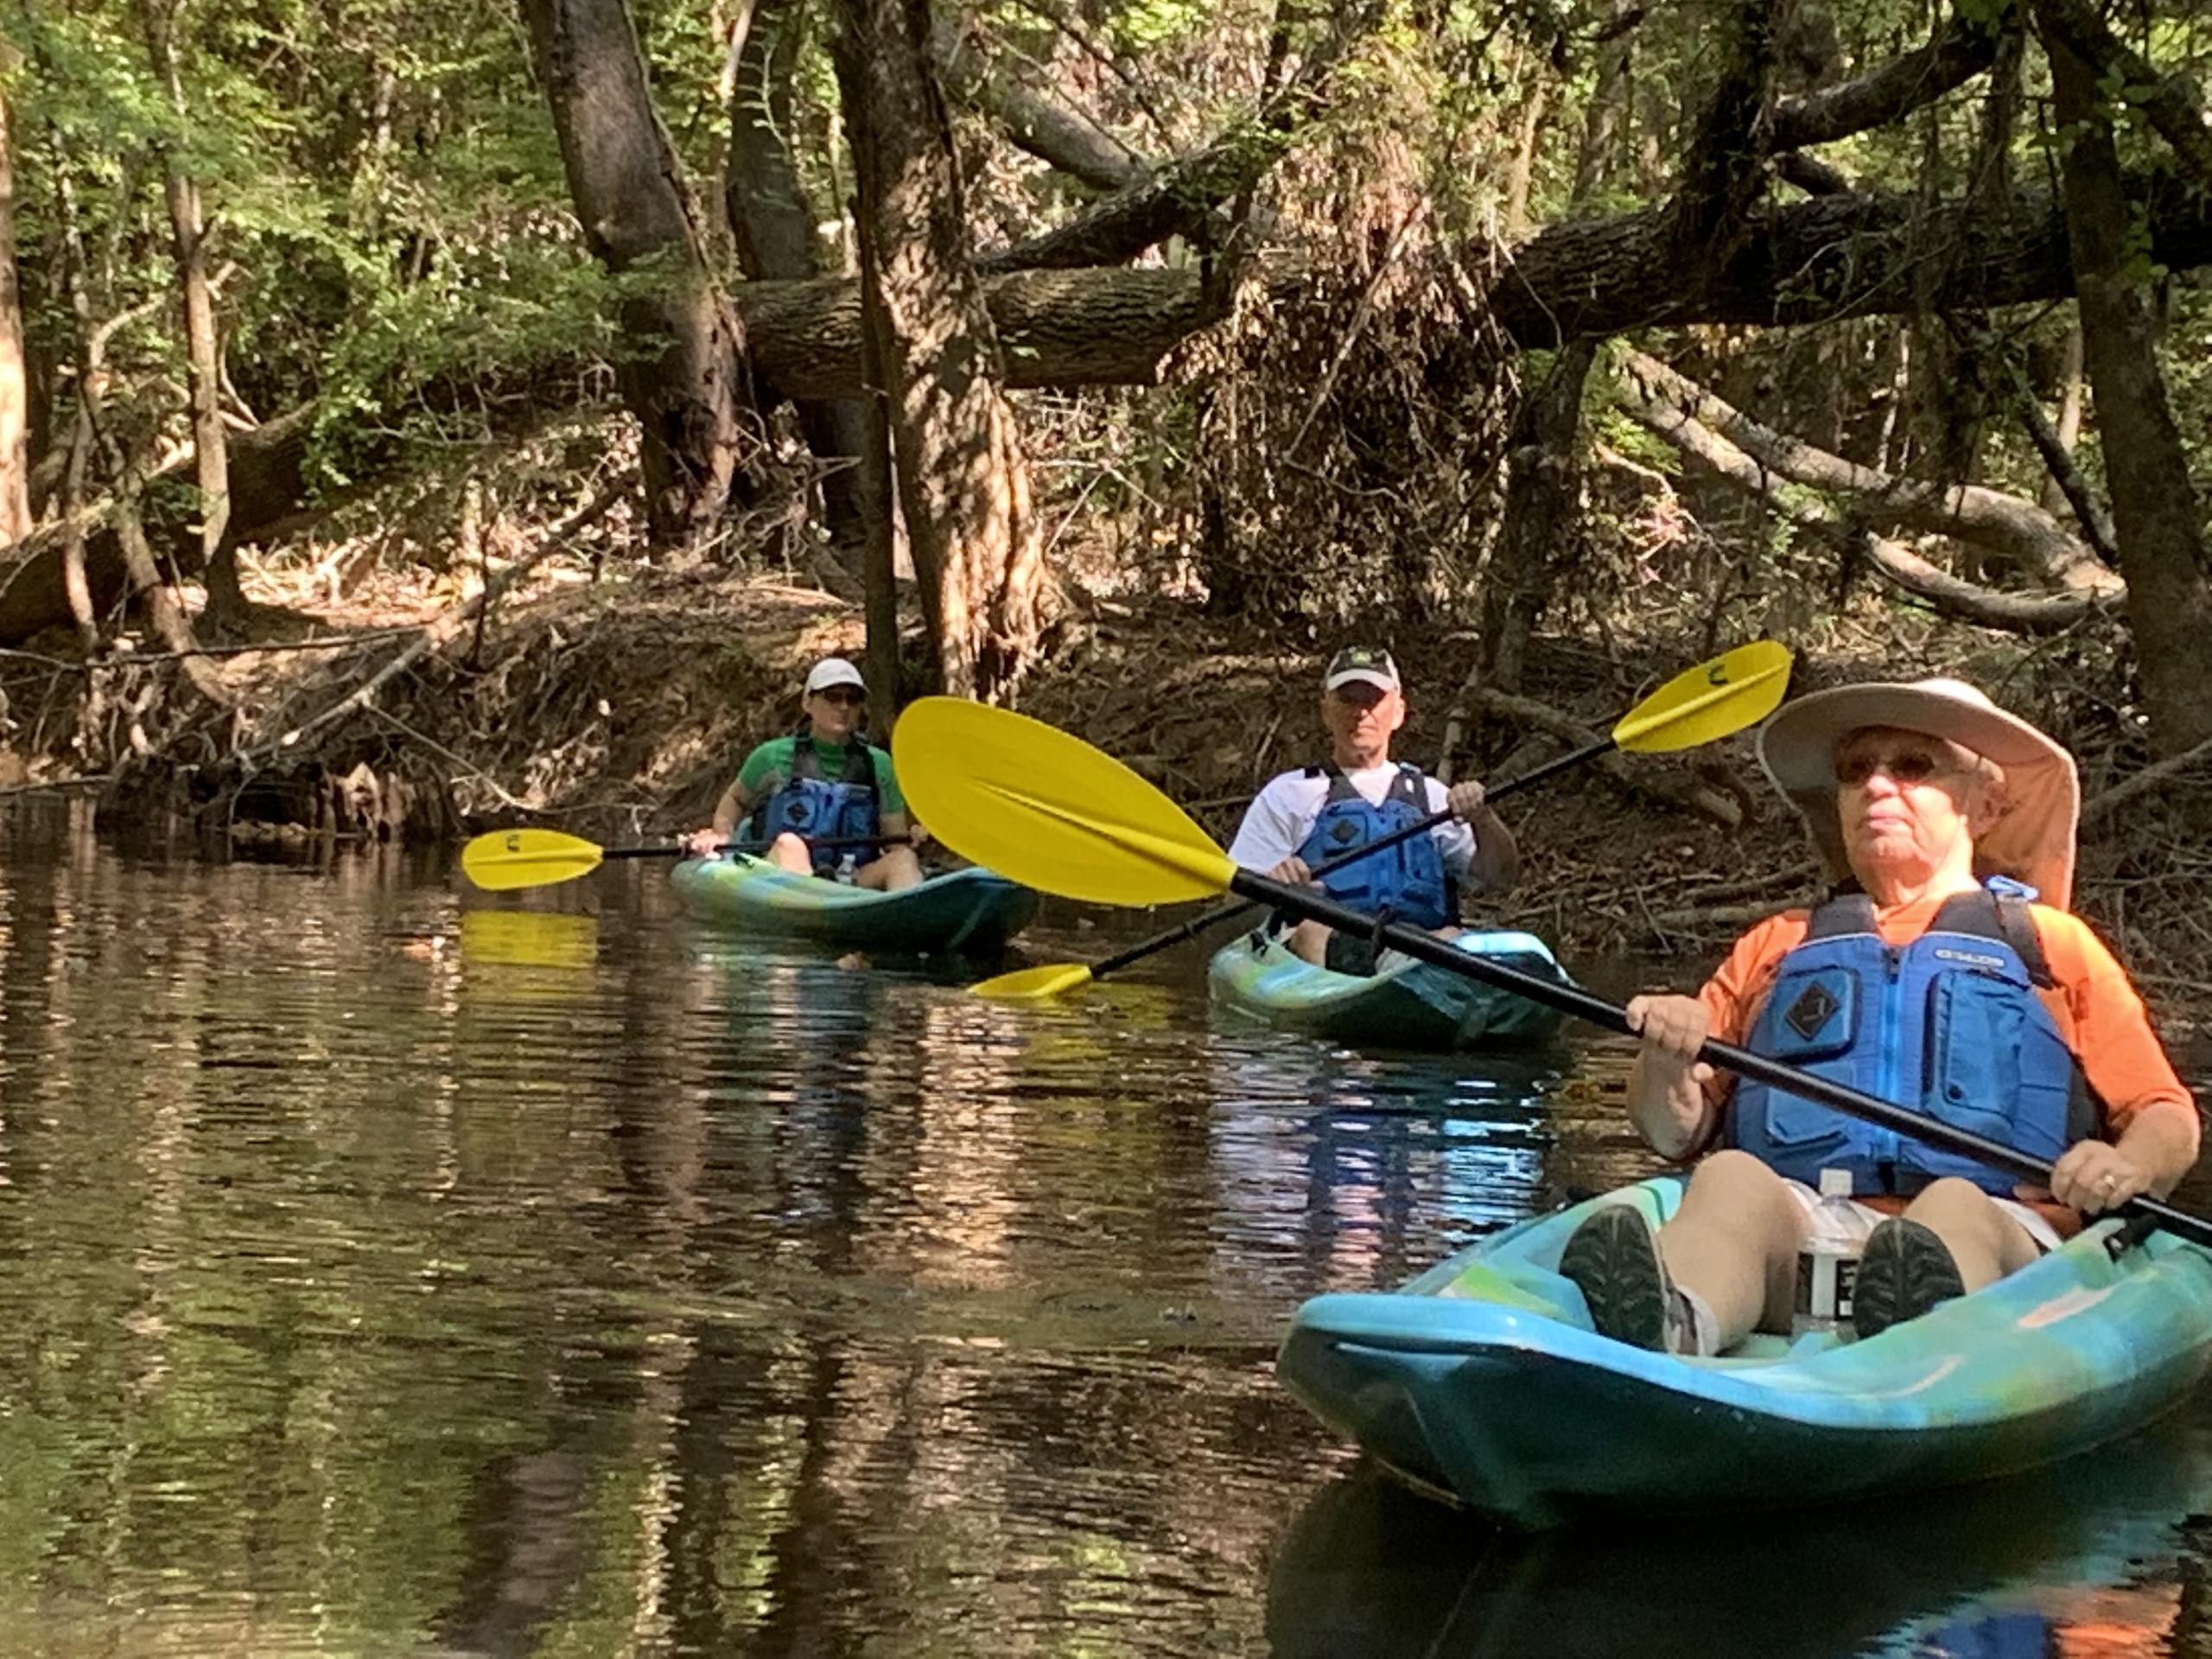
[1227,645,1520,972]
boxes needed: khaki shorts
[1781,1179,2063,1255]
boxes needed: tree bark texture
[1480,341,1595,692]
[725,0,868,555]
[0,75,30,544]
[931,22,1144,193]
[2033,0,2212,189]
[2050,41,2212,755]
[831,0,1047,702]
[521,0,749,543]
[143,0,244,626]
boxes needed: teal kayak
[1207,926,1569,1051]
[1276,1176,2212,1527]
[670,855,1039,953]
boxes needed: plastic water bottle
[1791,1167,1860,1339]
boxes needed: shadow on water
[1266,1406,2212,1657]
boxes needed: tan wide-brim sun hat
[1756,677,2081,911]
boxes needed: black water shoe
[1559,1205,1709,1354]
[1853,1217,1967,1338]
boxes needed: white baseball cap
[1323,646,1402,694]
[803,657,867,695]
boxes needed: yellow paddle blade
[969,961,1098,1001]
[892,698,1237,906]
[460,828,607,892]
[1611,639,1793,752]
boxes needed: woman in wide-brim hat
[1554,677,2199,1358]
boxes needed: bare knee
[1681,1149,1794,1210]
[1286,921,1330,964]
[769,833,813,874]
[1902,1178,2037,1283]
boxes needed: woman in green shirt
[684,658,924,889]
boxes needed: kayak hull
[670,855,1039,952]
[1207,927,1569,1051]
[1276,1178,2212,1527]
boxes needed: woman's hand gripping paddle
[962,640,1792,1001]
[890,694,2212,1249]
[460,828,906,893]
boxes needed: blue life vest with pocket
[1294,764,1455,931]
[747,722,880,874]
[1726,880,2097,1196]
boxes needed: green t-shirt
[736,734,905,817]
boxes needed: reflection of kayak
[1207,927,1568,1051]
[1276,1176,2212,1527]
[1267,1410,2212,1659]
[671,855,1038,952]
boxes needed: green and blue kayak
[1277,1176,2212,1528]
[671,854,1039,953]
[1207,926,1569,1051]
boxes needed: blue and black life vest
[1294,764,1456,931]
[1727,880,2098,1196]
[748,721,880,875]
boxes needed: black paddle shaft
[601,835,907,861]
[1086,735,1618,979]
[1232,868,2212,1251]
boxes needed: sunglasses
[817,687,867,706]
[1834,747,1954,788]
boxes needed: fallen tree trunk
[0,405,312,645]
[1619,348,2120,594]
[1617,375,2115,633]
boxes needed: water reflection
[1,807,2207,1656]
[1267,1408,2212,1657]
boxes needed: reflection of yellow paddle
[891,690,2212,1248]
[459,828,905,892]
[963,641,1791,1001]
[458,908,600,969]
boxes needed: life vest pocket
[1759,967,1858,1063]
[1747,967,1862,1152]
[1922,971,2032,1141]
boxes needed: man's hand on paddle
[1266,855,1317,887]
[1446,779,1487,821]
[1625,994,1716,1089]
[683,827,724,857]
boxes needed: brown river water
[2,800,2209,1656]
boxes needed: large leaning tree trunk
[0,67,30,545]
[725,0,868,566]
[522,0,751,544]
[2049,39,2212,756]
[143,0,245,631]
[830,0,1049,702]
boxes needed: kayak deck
[1208,926,1569,1051]
[670,855,1039,952]
[1276,1177,2212,1527]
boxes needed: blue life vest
[1294,764,1455,931]
[1727,881,2097,1196]
[747,722,880,875]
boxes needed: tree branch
[1614,375,2115,634]
[932,24,1146,193]
[1619,347,2122,594]
[2031,0,2212,189]
[1770,6,2005,151]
